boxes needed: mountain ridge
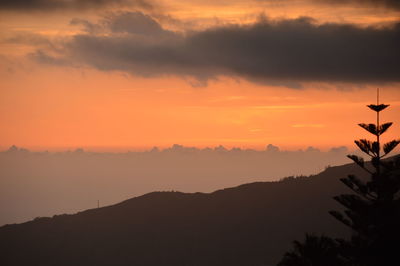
[0,159,379,266]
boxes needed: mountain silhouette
[0,159,381,266]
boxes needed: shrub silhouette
[277,234,344,266]
[278,90,400,266]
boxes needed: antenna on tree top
[377,88,379,105]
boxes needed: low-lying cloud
[32,12,400,86]
[0,144,354,225]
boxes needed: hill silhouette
[0,159,377,266]
[0,144,352,226]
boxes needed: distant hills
[0,145,354,226]
[0,159,373,266]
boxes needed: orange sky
[0,0,399,151]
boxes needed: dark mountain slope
[0,161,369,266]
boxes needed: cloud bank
[2,0,400,12]
[32,12,400,86]
[0,0,153,11]
[256,0,400,11]
[0,144,353,225]
[318,0,400,10]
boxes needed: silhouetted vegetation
[330,96,400,265]
[278,93,400,266]
[277,234,344,266]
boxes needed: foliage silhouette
[278,90,400,266]
[329,91,400,265]
[277,234,344,266]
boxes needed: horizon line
[0,143,354,153]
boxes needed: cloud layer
[318,0,400,10]
[0,0,153,11]
[2,0,400,11]
[33,12,400,86]
[0,144,352,225]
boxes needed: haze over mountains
[0,144,356,226]
[0,157,376,266]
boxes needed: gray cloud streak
[0,0,153,11]
[3,0,400,11]
[32,12,400,86]
[257,0,400,10]
[319,0,400,10]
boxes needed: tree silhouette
[329,90,400,265]
[278,90,400,266]
[277,234,344,266]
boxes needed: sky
[1,0,400,151]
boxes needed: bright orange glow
[1,64,399,151]
[1,1,399,151]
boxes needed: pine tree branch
[378,122,393,135]
[382,140,400,157]
[354,139,374,157]
[347,155,373,174]
[329,210,352,228]
[358,123,378,136]
[367,104,389,112]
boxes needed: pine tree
[278,90,400,266]
[329,89,400,266]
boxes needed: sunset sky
[1,0,399,151]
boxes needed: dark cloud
[30,50,71,66]
[70,18,103,34]
[257,0,400,10]
[320,0,400,10]
[106,12,166,35]
[32,13,400,86]
[4,31,52,46]
[0,0,153,11]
